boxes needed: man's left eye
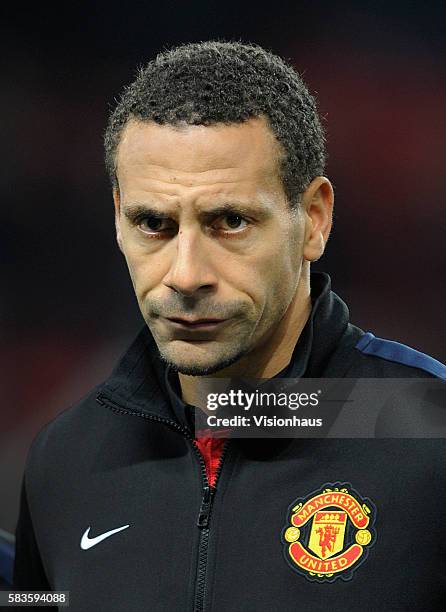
[216,215,249,231]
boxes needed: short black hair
[104,41,326,207]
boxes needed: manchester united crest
[282,482,377,583]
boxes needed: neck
[179,265,312,407]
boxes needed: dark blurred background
[1,1,445,532]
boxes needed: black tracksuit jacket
[13,273,446,611]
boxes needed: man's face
[114,117,308,375]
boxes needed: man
[14,41,445,611]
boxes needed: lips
[167,317,225,326]
[165,317,226,329]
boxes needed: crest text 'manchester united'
[282,482,377,583]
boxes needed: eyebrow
[122,204,170,222]
[122,200,273,222]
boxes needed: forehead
[115,116,284,194]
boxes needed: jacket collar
[98,272,350,422]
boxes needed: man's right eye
[138,216,174,233]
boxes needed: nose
[163,229,217,297]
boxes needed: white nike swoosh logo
[80,524,130,550]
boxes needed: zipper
[193,438,230,612]
[96,392,230,612]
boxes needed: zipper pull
[197,486,213,528]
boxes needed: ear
[113,188,124,253]
[301,177,334,262]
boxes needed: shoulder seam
[355,333,446,380]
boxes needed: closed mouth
[166,317,226,327]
